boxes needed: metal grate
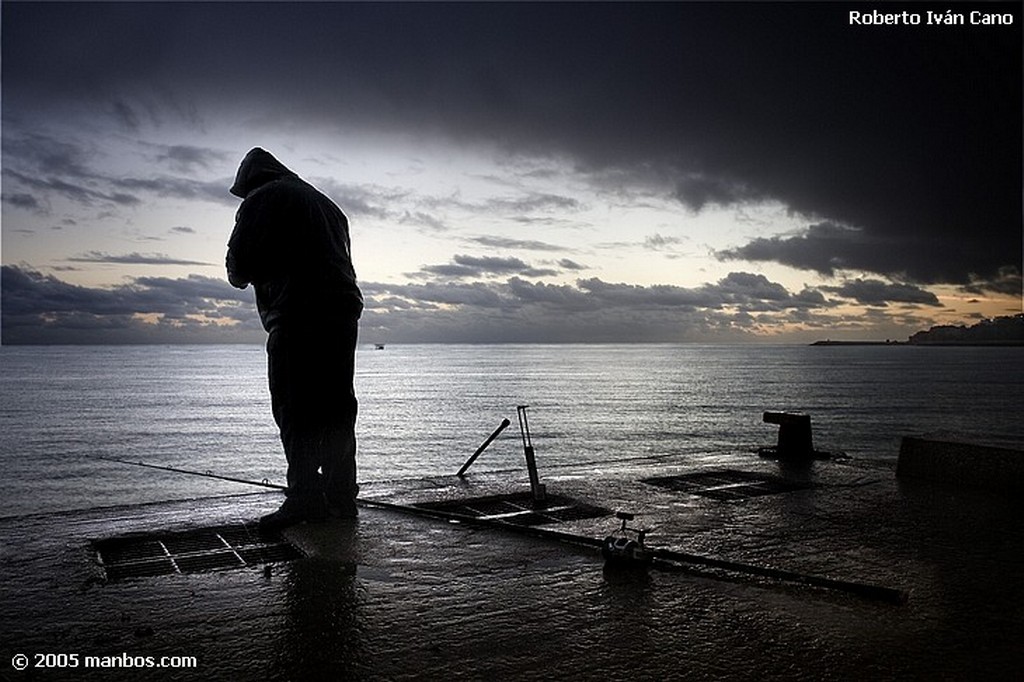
[414,492,610,527]
[94,523,304,582]
[642,469,811,501]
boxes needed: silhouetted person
[227,147,363,530]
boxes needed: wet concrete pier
[1,451,1021,680]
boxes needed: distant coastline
[812,314,1023,347]
[811,340,906,346]
[811,339,1022,347]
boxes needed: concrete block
[897,437,1024,495]
[761,411,815,460]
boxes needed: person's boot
[258,495,327,531]
[326,494,359,520]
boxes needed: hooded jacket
[226,148,363,332]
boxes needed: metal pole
[456,418,511,477]
[517,406,546,501]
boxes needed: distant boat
[374,344,386,350]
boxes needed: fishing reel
[602,511,653,566]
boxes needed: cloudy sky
[2,1,1020,344]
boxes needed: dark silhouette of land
[813,314,1023,346]
[811,340,906,346]
[907,313,1023,345]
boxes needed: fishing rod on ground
[87,454,287,490]
[88,453,907,605]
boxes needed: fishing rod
[650,546,905,603]
[365,497,907,605]
[90,454,907,604]
[88,454,286,490]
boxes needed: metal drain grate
[414,492,610,527]
[94,524,304,582]
[642,470,811,501]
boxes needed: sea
[1,343,1022,519]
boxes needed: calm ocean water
[1,344,1021,518]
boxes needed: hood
[230,148,297,198]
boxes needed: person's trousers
[267,318,359,512]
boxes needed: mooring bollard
[760,411,815,461]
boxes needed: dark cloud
[3,1,1020,335]
[67,251,214,267]
[372,271,833,317]
[485,192,581,215]
[417,254,558,280]
[673,173,767,213]
[961,267,1023,297]
[398,210,447,232]
[1,265,259,344]
[5,169,109,206]
[111,99,140,132]
[2,192,40,211]
[598,233,688,254]
[714,272,791,304]
[157,144,221,169]
[570,279,702,311]
[3,265,250,314]
[410,190,581,225]
[360,270,847,342]
[219,1,1019,287]
[643,234,687,252]
[716,222,1022,294]
[468,236,568,252]
[6,264,947,345]
[3,132,234,208]
[568,273,836,315]
[557,259,587,271]
[132,274,253,312]
[718,222,886,277]
[308,178,408,221]
[3,133,95,178]
[108,175,233,205]
[821,279,943,308]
